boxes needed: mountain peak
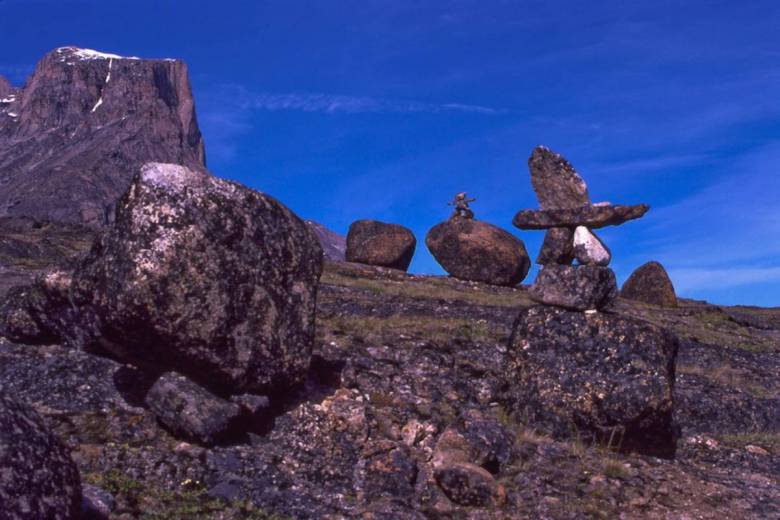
[0,47,205,226]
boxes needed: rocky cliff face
[0,47,205,226]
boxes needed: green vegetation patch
[320,265,534,308]
[83,470,287,519]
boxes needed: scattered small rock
[434,461,498,507]
[145,371,242,445]
[81,484,115,520]
[0,270,74,344]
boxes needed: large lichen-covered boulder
[346,219,416,271]
[71,162,323,395]
[505,306,679,457]
[0,394,82,519]
[529,264,617,310]
[621,261,678,307]
[425,219,530,287]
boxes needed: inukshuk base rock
[506,147,678,456]
[506,306,679,458]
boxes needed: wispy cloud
[196,83,506,162]
[589,153,713,175]
[217,84,505,115]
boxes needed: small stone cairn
[513,146,649,310]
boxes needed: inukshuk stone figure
[505,148,678,457]
[513,146,649,311]
[448,192,476,220]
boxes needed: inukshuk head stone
[514,146,649,310]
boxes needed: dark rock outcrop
[506,306,679,457]
[346,219,416,271]
[529,264,617,310]
[307,220,347,261]
[426,219,530,286]
[513,203,650,230]
[0,270,73,344]
[0,47,205,227]
[71,162,323,395]
[536,227,574,265]
[0,393,82,519]
[145,371,243,445]
[528,145,590,209]
[622,261,678,307]
[81,484,116,520]
[0,75,15,98]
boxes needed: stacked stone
[504,147,678,457]
[514,146,649,311]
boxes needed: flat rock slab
[529,264,617,311]
[505,306,679,458]
[513,204,649,230]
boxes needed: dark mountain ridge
[0,47,205,226]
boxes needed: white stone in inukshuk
[572,226,611,266]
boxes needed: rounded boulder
[425,219,530,287]
[346,220,416,271]
[72,162,323,395]
[621,261,678,307]
[0,394,82,519]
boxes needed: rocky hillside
[0,219,777,518]
[0,47,205,226]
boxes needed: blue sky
[2,0,779,306]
